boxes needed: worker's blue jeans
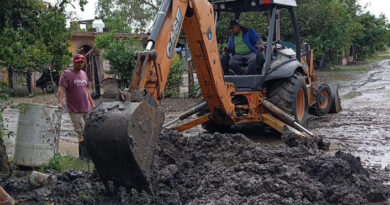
[229,52,257,75]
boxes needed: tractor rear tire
[309,83,331,116]
[267,73,309,125]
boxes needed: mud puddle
[309,59,390,169]
[2,131,389,204]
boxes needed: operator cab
[213,0,305,91]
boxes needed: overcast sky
[46,0,98,20]
[47,0,390,21]
[358,0,390,19]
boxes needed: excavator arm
[130,0,235,120]
[84,0,318,193]
[84,0,236,193]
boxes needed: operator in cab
[226,20,265,75]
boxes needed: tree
[0,0,73,73]
[286,0,360,63]
[97,0,162,33]
[352,13,389,59]
[95,33,142,82]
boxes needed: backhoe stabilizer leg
[262,113,329,150]
[173,114,211,132]
[84,100,165,193]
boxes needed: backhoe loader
[84,0,342,193]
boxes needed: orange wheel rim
[319,90,330,109]
[296,88,305,121]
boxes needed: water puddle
[343,91,362,99]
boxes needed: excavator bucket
[84,100,165,192]
[329,84,342,113]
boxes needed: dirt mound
[2,131,389,204]
[152,131,389,204]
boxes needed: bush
[165,55,184,98]
[189,84,200,98]
[95,33,142,83]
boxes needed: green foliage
[104,12,132,33]
[210,0,268,45]
[292,0,357,61]
[42,154,93,173]
[95,33,142,81]
[165,55,184,98]
[0,0,72,73]
[97,0,162,33]
[352,13,389,59]
[189,84,199,98]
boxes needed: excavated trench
[1,130,389,204]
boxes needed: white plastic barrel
[14,103,62,167]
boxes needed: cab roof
[213,0,297,13]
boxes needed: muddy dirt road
[309,59,390,169]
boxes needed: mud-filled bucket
[13,103,62,167]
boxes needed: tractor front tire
[267,73,309,125]
[309,83,331,116]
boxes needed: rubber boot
[79,142,89,161]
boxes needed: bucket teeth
[84,100,165,192]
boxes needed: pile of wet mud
[2,131,390,204]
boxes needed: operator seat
[220,53,265,75]
[221,53,266,91]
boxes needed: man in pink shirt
[57,54,95,159]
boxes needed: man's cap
[229,20,240,29]
[73,54,86,63]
